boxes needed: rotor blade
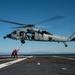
[36,26,52,28]
[11,24,35,28]
[36,26,58,28]
[11,26,29,28]
[11,26,26,28]
[35,15,65,25]
[0,19,26,25]
[72,25,75,30]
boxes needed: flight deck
[0,56,75,75]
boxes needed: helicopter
[0,16,75,47]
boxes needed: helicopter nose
[7,34,11,38]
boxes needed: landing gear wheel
[63,42,68,47]
[65,44,67,47]
[21,40,25,44]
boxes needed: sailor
[11,49,19,58]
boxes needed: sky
[0,0,75,54]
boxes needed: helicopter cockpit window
[42,31,53,35]
[12,31,17,34]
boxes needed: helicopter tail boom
[69,32,75,41]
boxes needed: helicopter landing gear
[20,40,25,44]
[63,42,68,47]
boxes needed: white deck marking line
[0,58,26,69]
[27,56,33,58]
[52,56,75,60]
[0,59,15,61]
[67,58,75,60]
[62,68,67,70]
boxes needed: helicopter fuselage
[0,16,74,47]
[4,28,70,45]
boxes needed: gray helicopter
[0,16,75,47]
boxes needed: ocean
[0,53,75,56]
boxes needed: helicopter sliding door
[25,32,49,41]
[25,32,43,41]
[25,32,35,40]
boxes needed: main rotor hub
[27,24,35,27]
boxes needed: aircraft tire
[21,40,25,44]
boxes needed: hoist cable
[18,43,23,50]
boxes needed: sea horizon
[0,53,75,56]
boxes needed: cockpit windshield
[42,31,53,35]
[12,31,17,34]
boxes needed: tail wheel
[63,42,68,47]
[65,44,68,47]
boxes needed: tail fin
[69,32,75,41]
